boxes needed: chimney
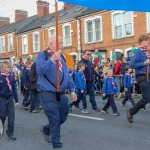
[15,10,28,22]
[37,0,49,18]
[63,3,75,10]
[0,17,10,27]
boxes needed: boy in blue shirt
[122,65,135,106]
[0,61,19,140]
[101,69,120,116]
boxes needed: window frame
[0,36,5,54]
[33,32,40,53]
[49,27,56,38]
[22,35,28,55]
[84,16,102,44]
[112,11,133,39]
[62,23,72,47]
[147,12,150,33]
[8,34,13,52]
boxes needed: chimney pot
[15,10,28,22]
[0,17,10,27]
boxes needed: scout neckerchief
[78,70,86,83]
[107,75,116,89]
[1,72,12,91]
[139,46,148,57]
[46,47,62,71]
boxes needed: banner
[58,0,150,12]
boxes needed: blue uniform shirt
[23,68,31,89]
[102,76,118,94]
[36,52,75,93]
[0,72,18,102]
[130,48,150,76]
[124,73,134,88]
[75,71,86,90]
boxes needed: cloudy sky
[0,0,64,23]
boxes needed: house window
[22,35,28,54]
[85,17,102,43]
[33,33,40,52]
[147,13,150,32]
[8,34,13,52]
[49,28,55,38]
[113,11,133,39]
[0,37,5,53]
[63,24,71,46]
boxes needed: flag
[29,55,35,61]
[58,0,150,12]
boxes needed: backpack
[30,50,66,92]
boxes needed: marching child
[0,61,19,140]
[101,69,120,116]
[121,65,135,106]
[69,62,89,114]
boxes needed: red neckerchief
[139,46,148,57]
[46,47,62,71]
[107,75,116,88]
[79,70,86,83]
[1,72,12,91]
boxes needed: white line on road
[69,114,104,121]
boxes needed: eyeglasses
[86,54,91,55]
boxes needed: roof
[76,8,100,18]
[17,5,88,34]
[0,15,37,34]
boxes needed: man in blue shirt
[127,34,150,123]
[36,36,77,150]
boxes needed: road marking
[69,114,104,121]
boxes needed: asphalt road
[1,93,150,150]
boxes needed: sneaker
[24,106,28,110]
[82,109,90,114]
[127,109,133,123]
[113,112,120,116]
[101,98,105,103]
[36,106,43,110]
[30,110,38,113]
[53,148,63,150]
[8,134,16,140]
[73,105,80,110]
[141,108,148,111]
[121,103,127,107]
[92,108,100,112]
[39,126,51,143]
[101,109,109,114]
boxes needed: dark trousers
[0,96,15,136]
[39,91,69,149]
[103,94,118,113]
[23,89,30,106]
[30,91,40,110]
[86,82,98,109]
[76,89,87,109]
[20,77,24,93]
[122,87,135,106]
[130,76,150,116]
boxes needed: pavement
[1,92,150,150]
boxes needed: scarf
[1,72,12,91]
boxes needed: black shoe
[127,109,133,123]
[92,108,100,112]
[73,105,80,110]
[8,134,16,140]
[113,112,120,116]
[39,126,51,143]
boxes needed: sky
[0,0,64,23]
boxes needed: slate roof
[0,5,97,35]
[0,15,37,34]
[17,5,88,34]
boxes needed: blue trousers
[39,91,69,149]
[86,82,98,109]
[30,92,40,110]
[0,96,15,136]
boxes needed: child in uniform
[0,61,19,140]
[101,69,120,116]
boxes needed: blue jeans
[39,91,69,149]
[86,82,98,109]
[0,96,15,136]
[115,77,121,93]
[76,89,87,109]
